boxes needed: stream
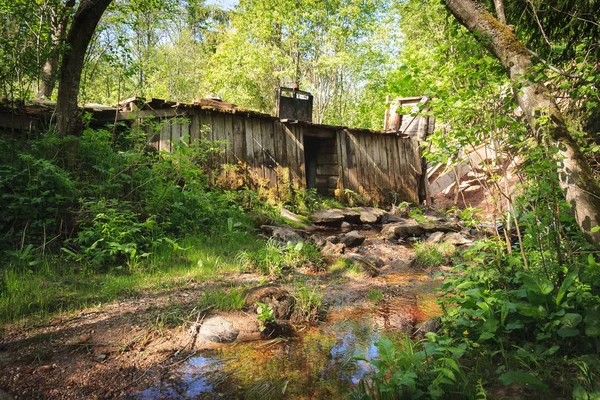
[134,225,442,399]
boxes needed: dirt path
[0,226,444,399]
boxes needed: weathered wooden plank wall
[146,108,422,205]
[335,129,422,203]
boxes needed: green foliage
[293,284,323,323]
[354,335,467,399]
[368,289,384,303]
[412,242,456,268]
[238,240,323,277]
[198,288,247,312]
[255,301,275,330]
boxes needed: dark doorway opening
[304,136,320,190]
[303,132,339,196]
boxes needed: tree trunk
[38,0,76,100]
[444,0,600,245]
[493,0,506,24]
[55,0,112,137]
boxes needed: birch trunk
[444,0,600,245]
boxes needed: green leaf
[557,270,578,305]
[376,338,396,364]
[561,313,583,328]
[498,371,548,391]
[557,327,580,337]
[520,273,554,295]
[584,306,600,337]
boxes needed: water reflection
[134,317,393,399]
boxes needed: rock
[343,253,379,277]
[199,316,240,343]
[338,230,365,248]
[359,211,377,223]
[340,208,361,223]
[260,321,294,339]
[322,241,345,256]
[426,231,445,244]
[381,214,404,224]
[261,225,303,244]
[381,222,425,239]
[356,207,387,223]
[443,232,473,245]
[420,222,461,233]
[280,208,305,225]
[340,221,352,231]
[311,209,345,224]
[245,285,294,320]
[325,235,339,244]
[94,353,108,362]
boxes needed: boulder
[322,240,345,256]
[443,232,473,245]
[338,230,366,248]
[420,222,461,233]
[280,208,305,225]
[245,285,294,320]
[343,253,379,277]
[261,225,303,244]
[426,231,445,244]
[356,207,387,223]
[311,209,345,224]
[381,213,404,224]
[199,316,239,343]
[381,222,425,239]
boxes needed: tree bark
[493,0,506,24]
[444,0,600,245]
[38,0,76,100]
[55,0,112,136]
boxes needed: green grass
[413,241,456,268]
[198,287,247,311]
[368,289,384,302]
[0,231,262,325]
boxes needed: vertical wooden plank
[190,112,200,143]
[232,115,245,163]
[262,120,276,188]
[159,119,170,152]
[273,120,283,167]
[335,130,346,196]
[224,114,234,164]
[295,125,306,188]
[251,118,264,180]
[244,117,255,166]
[211,112,225,164]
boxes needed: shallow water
[135,316,401,399]
[135,226,442,399]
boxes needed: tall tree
[38,0,76,100]
[56,0,113,137]
[443,0,600,245]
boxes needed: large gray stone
[338,230,366,248]
[199,316,239,343]
[426,231,445,244]
[443,232,473,245]
[381,222,425,238]
[280,208,305,225]
[311,209,346,224]
[261,225,303,244]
